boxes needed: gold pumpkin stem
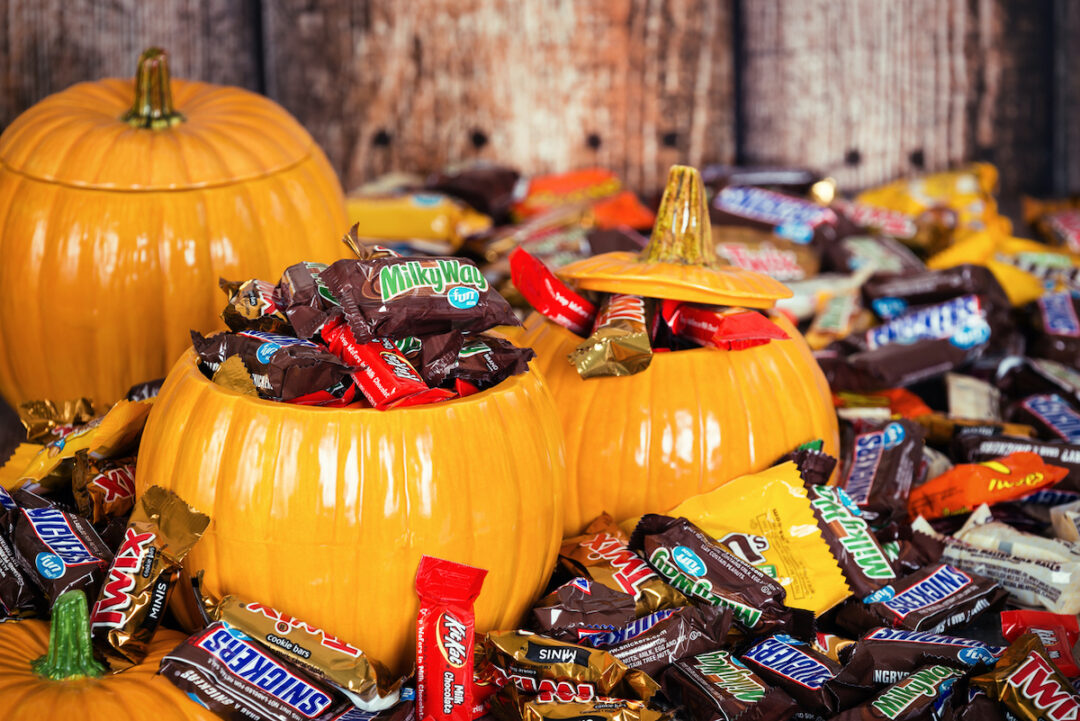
[123,47,185,129]
[640,165,716,266]
[31,590,105,681]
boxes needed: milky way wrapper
[71,450,136,524]
[89,486,209,669]
[831,664,965,721]
[628,514,814,637]
[662,649,797,721]
[570,294,653,379]
[807,484,898,601]
[972,633,1080,721]
[559,513,687,617]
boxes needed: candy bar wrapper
[813,632,856,664]
[629,514,814,638]
[455,336,535,389]
[916,414,1036,448]
[823,234,926,277]
[416,556,487,721]
[954,504,1080,566]
[1008,393,1080,443]
[12,488,113,604]
[714,227,820,282]
[739,635,868,715]
[520,699,666,721]
[807,485,898,600]
[71,450,136,524]
[855,164,1002,236]
[89,486,209,669]
[0,488,40,619]
[484,630,658,703]
[996,356,1080,410]
[817,336,979,393]
[831,664,965,721]
[655,462,851,615]
[833,198,920,243]
[570,294,653,379]
[219,277,292,334]
[711,185,840,246]
[662,649,798,721]
[559,513,688,617]
[426,163,520,220]
[1025,292,1080,369]
[972,633,1080,721]
[1050,500,1080,542]
[861,264,1010,321]
[277,261,344,340]
[405,332,465,387]
[908,452,1067,520]
[346,192,492,250]
[320,253,519,342]
[875,523,945,577]
[18,397,96,444]
[1001,610,1080,679]
[779,441,838,486]
[205,594,401,710]
[662,302,789,351]
[160,620,356,721]
[834,628,1004,690]
[511,168,620,221]
[123,377,164,402]
[805,280,871,351]
[531,578,637,641]
[510,247,597,336]
[835,418,925,525]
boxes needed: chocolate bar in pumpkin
[510,247,597,336]
[455,335,535,389]
[219,277,292,334]
[570,294,653,378]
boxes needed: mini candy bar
[123,377,164,401]
[71,450,136,524]
[90,485,209,669]
[1001,610,1080,679]
[510,248,597,336]
[18,397,95,444]
[559,513,688,617]
[662,302,789,351]
[714,228,819,282]
[220,277,292,333]
[570,294,653,379]
[835,628,1004,689]
[818,335,978,392]
[907,452,1067,520]
[426,163,520,220]
[160,620,356,721]
[0,487,39,618]
[835,563,1006,636]
[531,578,637,642]
[711,185,839,246]
[823,234,925,277]
[833,199,919,241]
[916,414,1036,448]
[996,357,1080,410]
[861,264,1009,321]
[1026,292,1080,368]
[483,630,658,703]
[322,320,455,409]
[702,164,823,195]
[835,418,925,525]
[319,254,518,341]
[346,192,492,251]
[205,594,400,710]
[859,294,991,352]
[972,633,1080,721]
[191,330,352,402]
[955,504,1080,566]
[416,556,487,721]
[1008,394,1080,443]
[628,514,813,637]
[455,335,535,389]
[779,441,837,486]
[277,261,343,340]
[831,664,965,721]
[954,688,1015,721]
[404,332,464,387]
[662,649,798,721]
[807,485,897,600]
[12,488,112,604]
[1050,500,1080,542]
[813,632,855,664]
[875,523,944,577]
[1036,208,1080,253]
[520,698,665,721]
[805,279,871,351]
[511,168,621,221]
[855,164,1001,236]
[739,635,867,715]
[577,604,733,678]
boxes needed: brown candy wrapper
[559,513,688,617]
[663,649,798,721]
[0,487,41,619]
[807,484,898,600]
[831,664,965,721]
[569,294,653,379]
[18,397,96,444]
[834,627,1004,690]
[277,261,344,340]
[456,335,536,389]
[531,578,637,641]
[739,634,869,715]
[71,450,136,524]
[90,485,209,669]
[834,418,925,525]
[972,632,1080,721]
[219,277,292,334]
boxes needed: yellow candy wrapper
[926,231,1051,306]
[346,191,492,252]
[0,443,44,489]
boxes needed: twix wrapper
[17,397,95,444]
[90,485,209,669]
[71,450,136,524]
[219,277,292,334]
[972,632,1080,721]
[416,556,488,721]
[570,294,653,379]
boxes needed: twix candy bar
[71,450,136,524]
[570,294,653,378]
[90,485,209,669]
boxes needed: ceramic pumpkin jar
[521,165,839,534]
[0,48,347,408]
[135,350,566,675]
[0,590,216,721]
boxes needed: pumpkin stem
[123,47,185,129]
[32,590,105,681]
[640,165,717,266]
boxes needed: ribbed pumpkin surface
[521,312,838,535]
[0,622,215,721]
[0,75,347,408]
[135,351,567,674]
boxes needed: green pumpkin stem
[31,590,105,681]
[640,165,717,266]
[123,47,185,129]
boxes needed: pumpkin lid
[556,165,793,308]
[0,48,319,191]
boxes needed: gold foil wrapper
[211,355,260,397]
[522,700,666,721]
[569,295,652,379]
[71,449,137,523]
[972,632,1080,721]
[18,397,95,443]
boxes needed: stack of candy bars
[195,231,534,409]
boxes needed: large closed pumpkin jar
[135,350,566,674]
[521,165,838,534]
[0,48,347,408]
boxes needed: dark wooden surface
[0,0,1074,197]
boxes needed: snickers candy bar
[220,277,292,334]
[160,620,355,721]
[455,335,535,389]
[862,265,1010,322]
[1025,292,1080,368]
[832,664,964,721]
[711,185,839,246]
[628,515,813,638]
[532,578,637,641]
[807,485,897,599]
[835,419,925,525]
[0,487,39,618]
[71,450,136,524]
[1007,393,1080,443]
[663,649,797,721]
[835,628,1004,689]
[972,632,1080,721]
[817,336,976,393]
[857,295,994,352]
[739,635,868,715]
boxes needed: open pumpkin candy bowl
[518,165,839,534]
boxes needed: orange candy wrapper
[908,452,1068,520]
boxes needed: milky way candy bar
[663,649,797,721]
[831,664,965,721]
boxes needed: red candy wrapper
[416,556,488,721]
[662,301,789,350]
[510,248,596,336]
[1001,609,1080,677]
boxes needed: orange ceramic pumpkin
[135,351,567,674]
[0,590,215,721]
[521,165,839,534]
[0,48,347,408]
